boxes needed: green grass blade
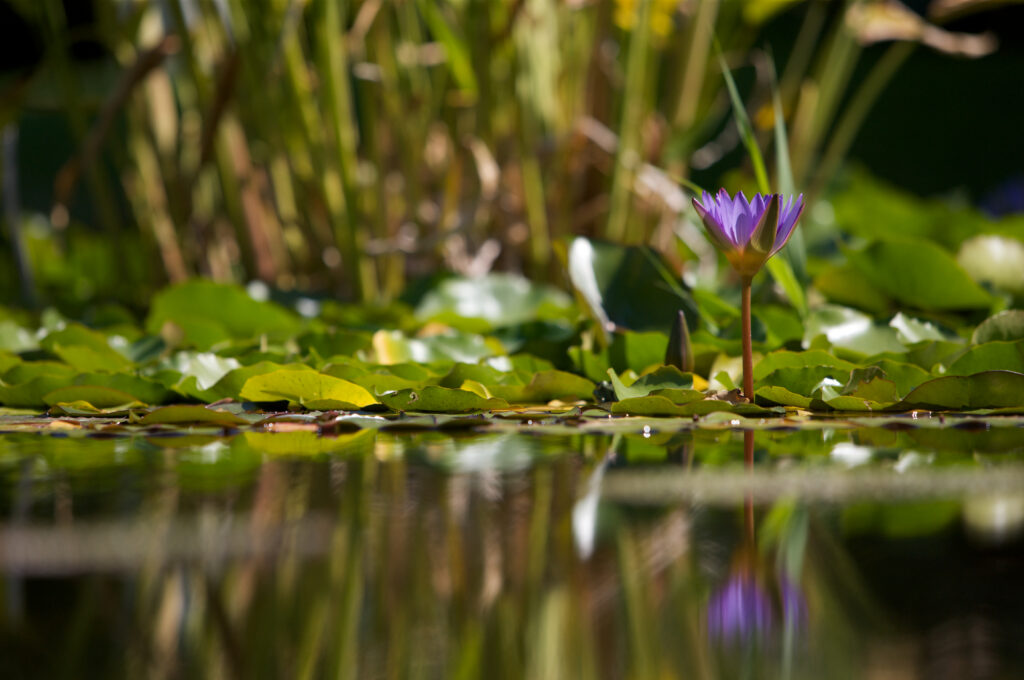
[715,47,769,194]
[716,46,807,315]
[769,54,808,289]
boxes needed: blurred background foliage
[1,0,1023,315]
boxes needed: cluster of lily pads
[1,171,1024,423]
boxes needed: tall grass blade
[716,47,807,314]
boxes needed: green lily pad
[611,395,735,416]
[813,263,891,315]
[415,273,573,331]
[754,350,859,383]
[896,370,1024,410]
[41,323,134,372]
[43,385,143,409]
[240,369,378,409]
[379,386,507,412]
[846,238,991,311]
[972,310,1024,344]
[146,280,302,350]
[608,366,695,400]
[803,305,907,357]
[565,236,698,342]
[139,405,250,426]
[947,341,1024,376]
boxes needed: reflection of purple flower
[707,569,807,645]
[691,190,805,279]
[707,572,774,642]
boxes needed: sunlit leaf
[42,385,142,409]
[972,310,1024,344]
[846,238,992,311]
[240,369,378,409]
[947,341,1024,375]
[146,280,302,350]
[415,273,573,331]
[896,370,1024,410]
[139,405,250,427]
[378,386,507,412]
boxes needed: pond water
[2,419,1024,679]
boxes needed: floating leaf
[565,236,698,343]
[896,371,1024,410]
[972,310,1024,344]
[611,395,735,416]
[415,273,573,331]
[846,238,992,310]
[146,280,302,350]
[803,305,906,357]
[813,264,892,315]
[754,350,859,384]
[889,313,950,344]
[43,385,143,409]
[947,341,1024,376]
[139,405,250,427]
[41,323,134,372]
[379,386,507,412]
[240,369,377,409]
[371,329,502,365]
[958,235,1024,295]
[608,366,696,401]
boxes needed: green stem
[741,277,753,401]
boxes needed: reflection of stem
[741,277,754,401]
[744,430,755,544]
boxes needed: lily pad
[146,280,302,350]
[972,310,1024,344]
[896,371,1024,410]
[42,385,143,409]
[139,405,250,427]
[379,386,508,412]
[240,369,378,409]
[846,238,991,311]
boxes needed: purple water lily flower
[692,189,805,279]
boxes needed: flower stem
[741,277,754,401]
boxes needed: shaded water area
[2,419,1024,679]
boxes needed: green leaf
[889,313,950,344]
[608,366,695,400]
[146,280,301,350]
[379,386,507,413]
[896,371,1024,410]
[41,323,134,372]
[417,0,478,100]
[870,359,932,397]
[803,305,907,357]
[42,385,143,409]
[240,369,378,409]
[611,395,734,416]
[371,330,503,365]
[485,370,595,403]
[947,341,1024,375]
[972,310,1024,344]
[813,263,892,315]
[139,405,249,427]
[754,350,859,384]
[72,373,174,405]
[415,273,573,331]
[957,235,1024,295]
[565,237,698,343]
[846,238,992,310]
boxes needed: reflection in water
[0,426,1022,678]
